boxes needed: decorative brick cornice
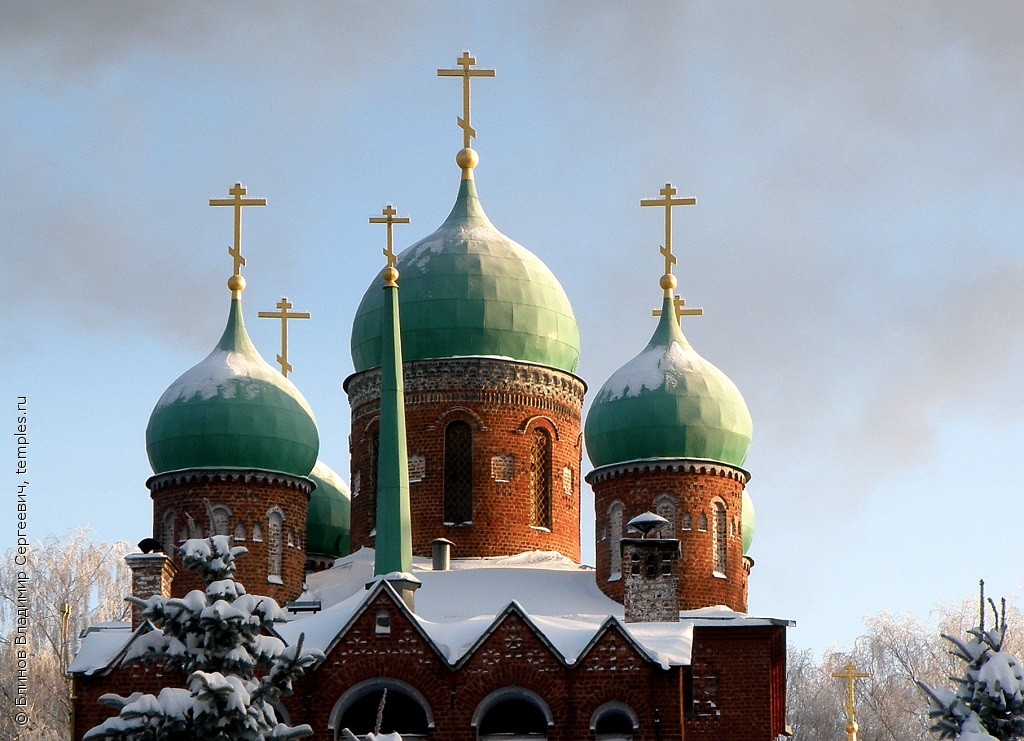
[146,468,315,494]
[585,458,750,485]
[345,357,587,417]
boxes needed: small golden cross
[832,661,870,741]
[641,183,696,293]
[652,294,703,322]
[209,182,267,278]
[258,297,310,377]
[370,204,410,287]
[437,51,496,150]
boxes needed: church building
[70,53,791,740]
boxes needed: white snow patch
[598,341,712,400]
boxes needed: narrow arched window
[444,420,473,524]
[210,505,231,537]
[608,501,624,579]
[713,500,728,575]
[233,523,246,542]
[654,495,678,537]
[529,428,552,529]
[267,510,283,582]
[161,511,176,555]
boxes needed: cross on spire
[437,51,496,150]
[257,297,310,377]
[209,182,267,288]
[370,204,410,287]
[832,661,870,741]
[652,294,703,322]
[641,182,696,296]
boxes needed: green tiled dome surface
[146,299,319,476]
[584,296,752,469]
[742,490,755,555]
[351,178,580,374]
[307,460,351,559]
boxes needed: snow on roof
[69,622,135,675]
[70,550,791,674]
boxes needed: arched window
[233,523,246,542]
[210,505,231,537]
[608,501,624,579]
[329,678,433,740]
[529,428,552,529]
[591,701,639,741]
[654,495,678,537]
[681,512,692,531]
[178,524,189,544]
[161,511,176,555]
[267,510,283,583]
[698,512,708,532]
[713,500,727,575]
[252,523,264,543]
[473,686,552,740]
[444,421,473,524]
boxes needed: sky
[3,3,1024,658]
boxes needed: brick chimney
[622,537,681,623]
[125,553,176,629]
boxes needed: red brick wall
[590,462,749,612]
[74,592,788,741]
[346,358,585,561]
[685,625,789,740]
[148,470,312,605]
[73,664,184,740]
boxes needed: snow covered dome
[146,298,320,477]
[306,460,351,559]
[350,176,581,374]
[584,295,752,469]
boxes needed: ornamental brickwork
[588,460,749,613]
[345,357,586,561]
[147,469,312,605]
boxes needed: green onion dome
[146,298,320,476]
[584,295,752,469]
[742,490,755,555]
[306,460,351,559]
[351,177,581,374]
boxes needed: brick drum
[148,469,312,605]
[588,461,749,613]
[345,358,585,561]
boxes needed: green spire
[374,272,413,578]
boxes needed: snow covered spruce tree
[84,535,323,740]
[919,583,1024,741]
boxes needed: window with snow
[591,702,638,741]
[713,500,727,575]
[252,523,264,543]
[408,453,426,483]
[654,494,678,537]
[233,523,246,542]
[267,510,283,581]
[161,511,176,554]
[352,470,361,497]
[490,454,514,482]
[529,428,552,529]
[210,505,231,537]
[375,609,391,636]
[562,466,573,497]
[681,512,692,531]
[698,512,708,532]
[287,527,295,547]
[608,501,624,579]
[444,421,473,524]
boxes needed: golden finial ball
[456,147,479,170]
[659,274,677,291]
[382,266,399,285]
[228,275,246,293]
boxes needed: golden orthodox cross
[641,182,696,292]
[370,204,410,287]
[258,297,310,377]
[437,51,496,150]
[832,661,870,741]
[209,182,267,278]
[652,294,703,322]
